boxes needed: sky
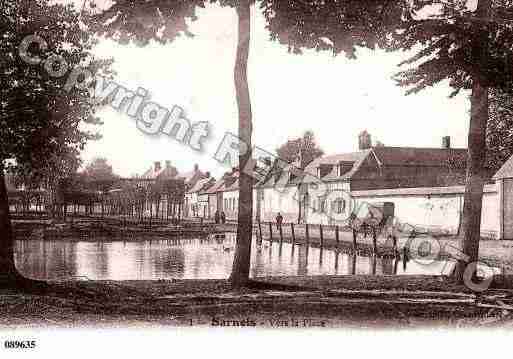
[62,1,471,178]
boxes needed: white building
[252,133,502,238]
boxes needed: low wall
[351,184,499,238]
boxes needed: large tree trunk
[452,0,491,284]
[0,165,47,290]
[230,0,253,288]
[452,83,489,282]
[0,165,20,283]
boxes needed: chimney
[165,160,171,168]
[154,161,161,172]
[358,130,372,150]
[442,136,451,149]
[194,163,199,172]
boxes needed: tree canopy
[276,130,324,167]
[1,0,110,184]
[487,88,513,171]
[90,0,246,44]
[262,0,513,95]
[81,157,119,192]
[83,157,118,182]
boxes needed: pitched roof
[223,178,239,192]
[202,177,226,194]
[284,146,467,184]
[304,150,372,182]
[255,151,371,187]
[178,169,204,183]
[157,166,178,180]
[494,156,513,179]
[187,177,214,193]
[199,146,471,192]
[140,166,158,179]
[371,146,467,167]
[141,165,178,180]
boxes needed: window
[319,197,326,213]
[331,199,346,214]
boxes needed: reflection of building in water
[370,255,377,275]
[381,257,395,275]
[347,254,357,275]
[289,243,296,266]
[16,240,81,281]
[152,247,185,278]
[64,241,114,280]
[94,242,110,278]
[15,240,42,280]
[297,245,308,276]
[251,249,265,278]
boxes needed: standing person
[276,212,283,229]
[221,211,226,224]
[214,210,220,224]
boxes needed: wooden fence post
[305,223,310,248]
[269,222,273,242]
[372,227,377,254]
[291,223,296,245]
[258,219,263,245]
[319,224,324,250]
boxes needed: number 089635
[4,340,36,349]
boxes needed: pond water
[14,234,458,281]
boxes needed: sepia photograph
[2,0,513,354]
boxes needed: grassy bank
[2,276,513,328]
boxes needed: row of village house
[158,131,513,240]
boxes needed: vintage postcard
[1,0,513,355]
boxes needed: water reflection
[297,245,308,276]
[14,234,455,281]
